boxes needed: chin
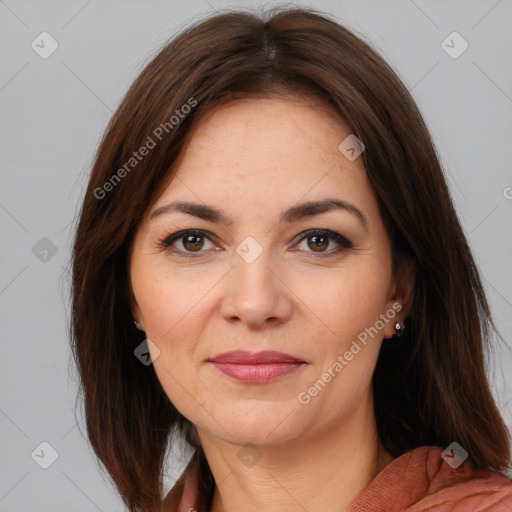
[201,403,308,448]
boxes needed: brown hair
[70,6,511,511]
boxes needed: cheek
[132,256,218,346]
[130,258,225,412]
[296,261,391,340]
[131,265,212,415]
[316,264,391,394]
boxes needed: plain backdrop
[1,1,511,510]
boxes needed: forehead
[149,97,378,225]
[182,96,351,165]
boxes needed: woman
[70,6,512,512]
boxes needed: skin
[129,96,414,512]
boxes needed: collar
[162,445,512,512]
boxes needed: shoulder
[349,445,512,512]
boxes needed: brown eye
[307,234,329,252]
[160,230,216,258]
[182,233,205,252]
[294,229,353,257]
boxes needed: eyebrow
[149,198,368,231]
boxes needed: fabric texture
[160,445,512,512]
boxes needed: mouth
[207,350,307,383]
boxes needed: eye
[159,228,353,259]
[159,230,217,259]
[293,229,353,257]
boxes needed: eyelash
[158,229,353,259]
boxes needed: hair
[69,5,511,512]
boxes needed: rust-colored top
[161,445,512,512]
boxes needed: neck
[198,395,394,512]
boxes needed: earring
[394,321,405,337]
[133,319,143,331]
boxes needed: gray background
[1,0,511,510]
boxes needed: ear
[127,239,145,331]
[128,268,145,331]
[131,302,144,330]
[382,258,415,339]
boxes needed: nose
[220,249,293,329]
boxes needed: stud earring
[394,321,405,337]
[133,319,143,331]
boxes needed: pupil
[184,234,203,251]
[309,235,327,251]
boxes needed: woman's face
[130,96,408,448]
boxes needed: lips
[207,350,306,383]
[208,350,305,364]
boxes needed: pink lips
[207,350,306,383]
